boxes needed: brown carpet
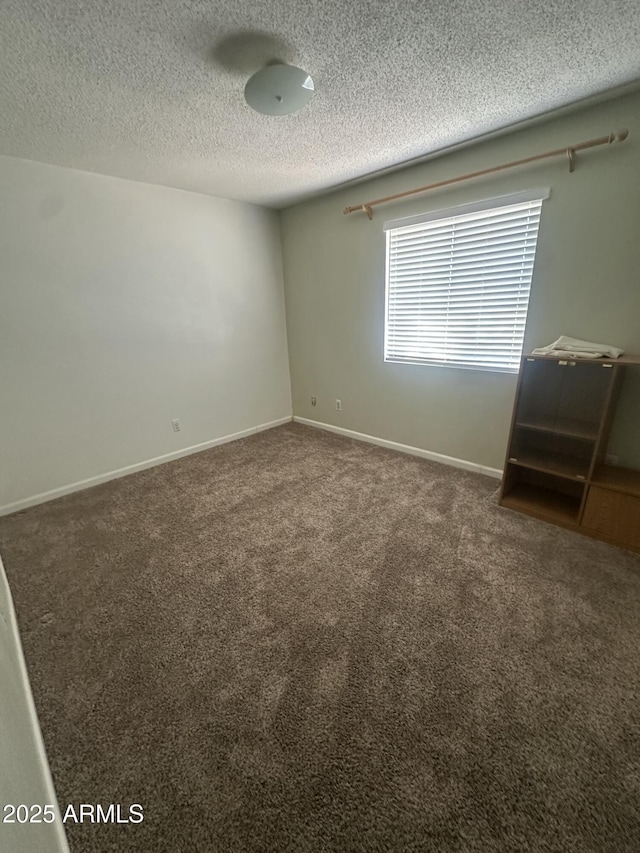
[1,423,640,852]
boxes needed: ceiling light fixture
[244,64,315,116]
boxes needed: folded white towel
[531,335,623,359]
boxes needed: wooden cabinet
[583,479,640,550]
[499,354,640,552]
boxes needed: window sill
[384,357,520,374]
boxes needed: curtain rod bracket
[567,148,576,173]
[363,204,373,220]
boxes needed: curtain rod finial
[613,129,629,143]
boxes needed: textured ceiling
[1,0,639,207]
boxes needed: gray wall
[0,157,292,511]
[280,89,640,470]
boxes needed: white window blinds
[384,190,548,373]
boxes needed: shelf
[502,355,640,551]
[524,353,640,366]
[506,450,589,481]
[515,416,598,441]
[501,483,581,525]
[591,465,640,498]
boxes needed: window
[384,189,549,373]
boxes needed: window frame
[383,188,550,375]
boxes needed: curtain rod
[343,129,629,219]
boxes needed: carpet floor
[1,423,640,852]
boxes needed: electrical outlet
[606,454,618,466]
[335,399,342,412]
[311,396,317,407]
[172,419,181,432]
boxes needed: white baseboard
[293,417,502,479]
[0,416,292,517]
